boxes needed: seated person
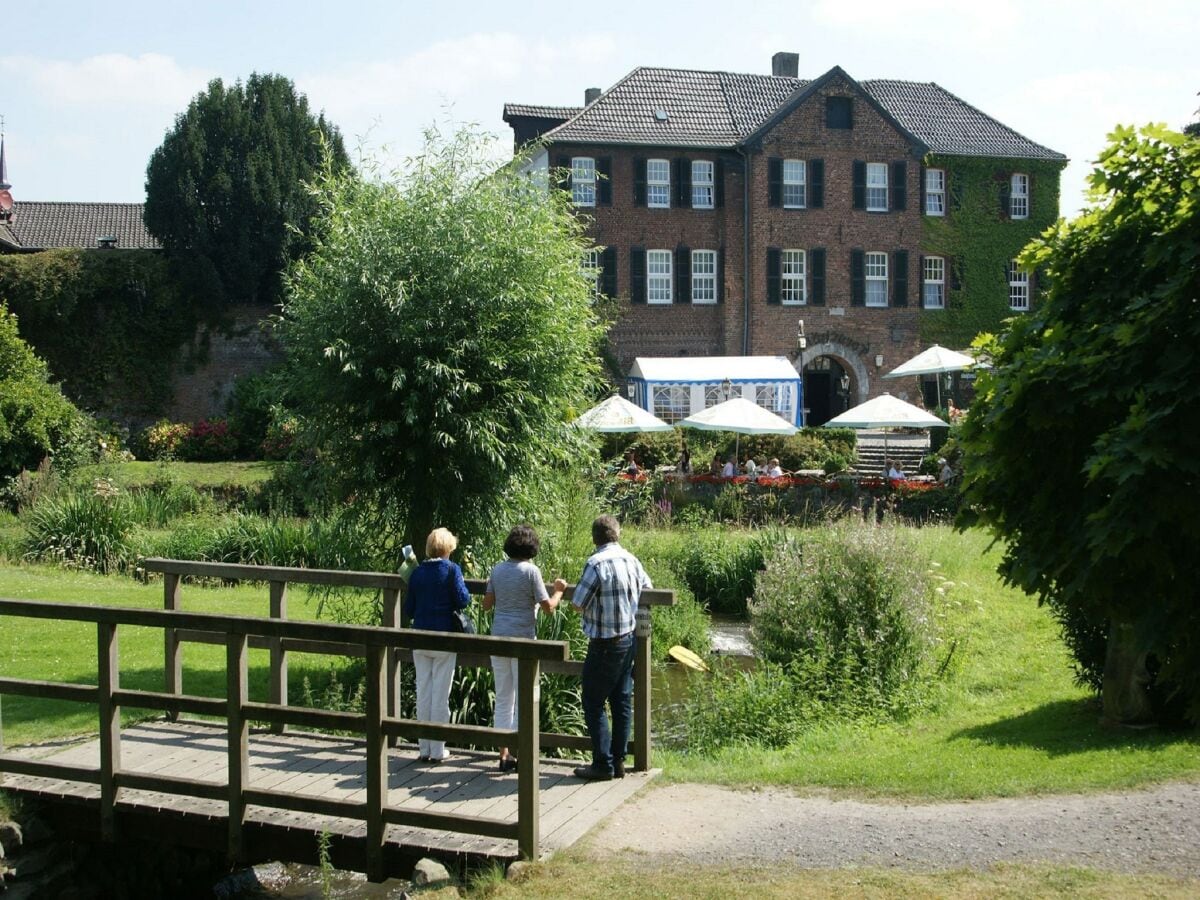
[763,458,784,478]
[677,446,693,475]
[887,460,906,481]
[743,457,758,478]
[709,454,723,476]
[721,456,736,478]
[939,457,955,484]
[624,452,639,475]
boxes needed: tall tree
[144,73,349,306]
[278,129,605,555]
[957,125,1200,724]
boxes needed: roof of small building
[0,201,159,252]
[531,66,1065,161]
[502,103,583,122]
[630,355,801,383]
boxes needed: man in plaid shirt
[560,514,652,780]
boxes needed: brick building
[504,54,1065,424]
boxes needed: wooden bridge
[0,559,674,881]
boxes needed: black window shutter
[767,248,781,304]
[714,158,725,208]
[630,247,646,303]
[850,249,865,306]
[918,254,925,308]
[768,157,783,208]
[919,166,927,213]
[556,155,572,192]
[717,247,725,303]
[600,246,617,297]
[949,175,962,214]
[810,248,826,306]
[892,250,909,307]
[596,157,612,206]
[998,174,1010,219]
[852,160,866,210]
[950,257,962,293]
[675,246,690,303]
[891,161,907,211]
[675,158,688,208]
[633,158,647,207]
[809,159,825,208]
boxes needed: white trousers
[491,656,520,734]
[413,649,456,760]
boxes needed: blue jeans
[581,632,635,773]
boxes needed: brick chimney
[584,87,601,105]
[771,52,799,78]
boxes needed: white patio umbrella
[882,344,982,410]
[678,396,797,462]
[824,393,948,473]
[573,394,673,433]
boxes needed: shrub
[670,531,765,616]
[23,490,140,573]
[680,660,816,750]
[601,430,683,470]
[141,420,191,460]
[750,522,934,705]
[177,418,238,462]
[226,372,279,458]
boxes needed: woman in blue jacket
[403,527,471,762]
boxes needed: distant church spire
[0,117,10,191]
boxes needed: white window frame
[754,384,793,421]
[865,251,888,307]
[1010,173,1029,219]
[691,160,714,209]
[571,157,595,207]
[783,159,806,208]
[923,256,945,309]
[653,385,690,423]
[925,168,945,216]
[704,385,726,408]
[781,249,806,305]
[582,249,601,301]
[866,162,888,212]
[691,249,717,304]
[1009,260,1029,311]
[647,249,672,304]
[647,158,670,208]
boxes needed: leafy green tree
[144,73,349,306]
[278,129,605,556]
[0,303,85,478]
[957,125,1200,724]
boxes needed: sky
[2,0,1197,216]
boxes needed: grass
[78,460,277,489]
[0,562,367,745]
[653,525,1200,799]
[472,856,1200,899]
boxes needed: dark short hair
[592,515,620,546]
[503,524,540,560]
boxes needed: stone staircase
[853,432,931,476]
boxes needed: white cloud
[0,52,214,109]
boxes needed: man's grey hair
[592,515,620,546]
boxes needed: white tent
[627,355,803,426]
[573,394,673,433]
[824,393,948,470]
[882,345,983,409]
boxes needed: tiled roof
[0,201,159,251]
[503,104,582,121]
[537,66,1065,161]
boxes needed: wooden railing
[0,559,675,880]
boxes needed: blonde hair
[425,527,458,559]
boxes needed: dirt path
[581,781,1200,876]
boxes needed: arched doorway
[801,355,853,426]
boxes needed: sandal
[499,756,518,773]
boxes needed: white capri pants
[412,649,456,760]
[491,656,520,734]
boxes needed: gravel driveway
[581,782,1200,876]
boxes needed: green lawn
[80,460,277,489]
[657,526,1200,799]
[0,563,358,745]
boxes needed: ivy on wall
[919,155,1064,348]
[0,249,211,418]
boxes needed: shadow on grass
[951,697,1200,756]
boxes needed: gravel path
[582,782,1200,875]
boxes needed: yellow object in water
[668,645,709,672]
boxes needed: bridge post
[268,580,288,734]
[164,573,182,720]
[381,587,402,749]
[516,657,541,860]
[226,633,249,863]
[633,607,652,772]
[97,622,121,841]
[365,644,388,882]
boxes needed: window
[755,384,793,421]
[826,96,853,129]
[1010,173,1029,219]
[925,169,945,216]
[647,159,670,208]
[1008,260,1029,311]
[647,249,672,303]
[866,163,888,211]
[782,160,806,208]
[781,250,806,305]
[755,385,776,411]
[865,252,888,307]
[692,250,717,303]
[581,249,601,300]
[653,386,690,423]
[704,385,727,407]
[571,157,595,206]
[923,256,945,309]
[692,160,714,208]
